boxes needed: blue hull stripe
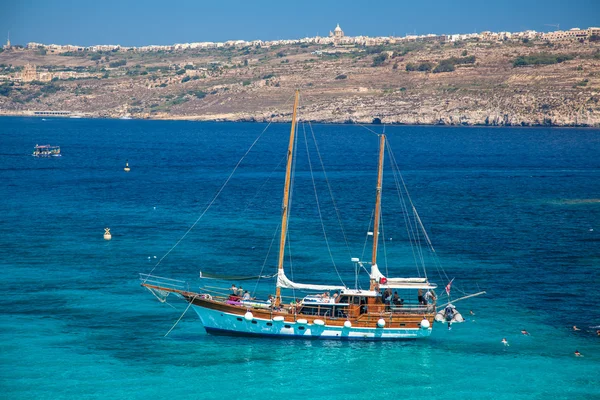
[204,327,418,341]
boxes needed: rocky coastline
[1,39,599,127]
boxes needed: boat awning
[370,264,437,289]
[276,270,346,291]
[380,281,438,290]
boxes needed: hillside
[1,39,599,126]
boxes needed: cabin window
[340,296,350,304]
[284,324,291,329]
[236,317,243,321]
[251,320,257,324]
[266,322,273,326]
[298,326,305,330]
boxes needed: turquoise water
[1,117,599,399]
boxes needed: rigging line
[386,141,429,278]
[252,222,282,296]
[386,143,423,277]
[287,232,296,300]
[302,123,346,287]
[384,143,448,283]
[361,209,375,262]
[308,122,354,261]
[386,141,452,284]
[143,119,276,282]
[144,91,296,283]
[241,152,288,214]
[357,123,382,137]
[380,211,389,277]
[164,295,197,337]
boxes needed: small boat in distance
[32,144,61,157]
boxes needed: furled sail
[277,270,346,291]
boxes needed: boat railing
[389,303,434,314]
[139,273,187,291]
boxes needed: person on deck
[230,284,237,294]
[242,291,251,300]
[384,291,392,310]
[418,288,424,305]
[393,292,403,306]
[424,290,432,305]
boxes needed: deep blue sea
[1,117,599,399]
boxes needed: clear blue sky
[2,0,598,47]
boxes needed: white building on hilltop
[329,24,344,38]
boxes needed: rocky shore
[1,39,599,126]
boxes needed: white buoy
[124,160,130,172]
[244,311,253,321]
[344,320,352,328]
[377,318,386,328]
[421,319,431,329]
[313,319,325,326]
[103,228,112,240]
[297,319,308,325]
[272,316,285,322]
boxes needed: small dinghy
[435,304,464,324]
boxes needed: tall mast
[275,90,300,304]
[370,134,385,289]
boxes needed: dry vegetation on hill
[1,39,599,126]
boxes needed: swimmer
[574,350,582,357]
[502,338,509,346]
[573,326,581,331]
[596,330,600,336]
[469,310,475,316]
[521,330,530,335]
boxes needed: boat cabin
[297,286,436,319]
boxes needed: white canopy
[371,264,437,289]
[276,270,346,291]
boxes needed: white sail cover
[371,264,437,289]
[277,270,346,291]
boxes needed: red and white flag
[445,278,455,296]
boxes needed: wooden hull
[189,297,434,341]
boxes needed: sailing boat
[141,90,471,340]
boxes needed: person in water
[574,350,582,357]
[573,326,581,331]
[502,338,509,346]
[521,330,530,335]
